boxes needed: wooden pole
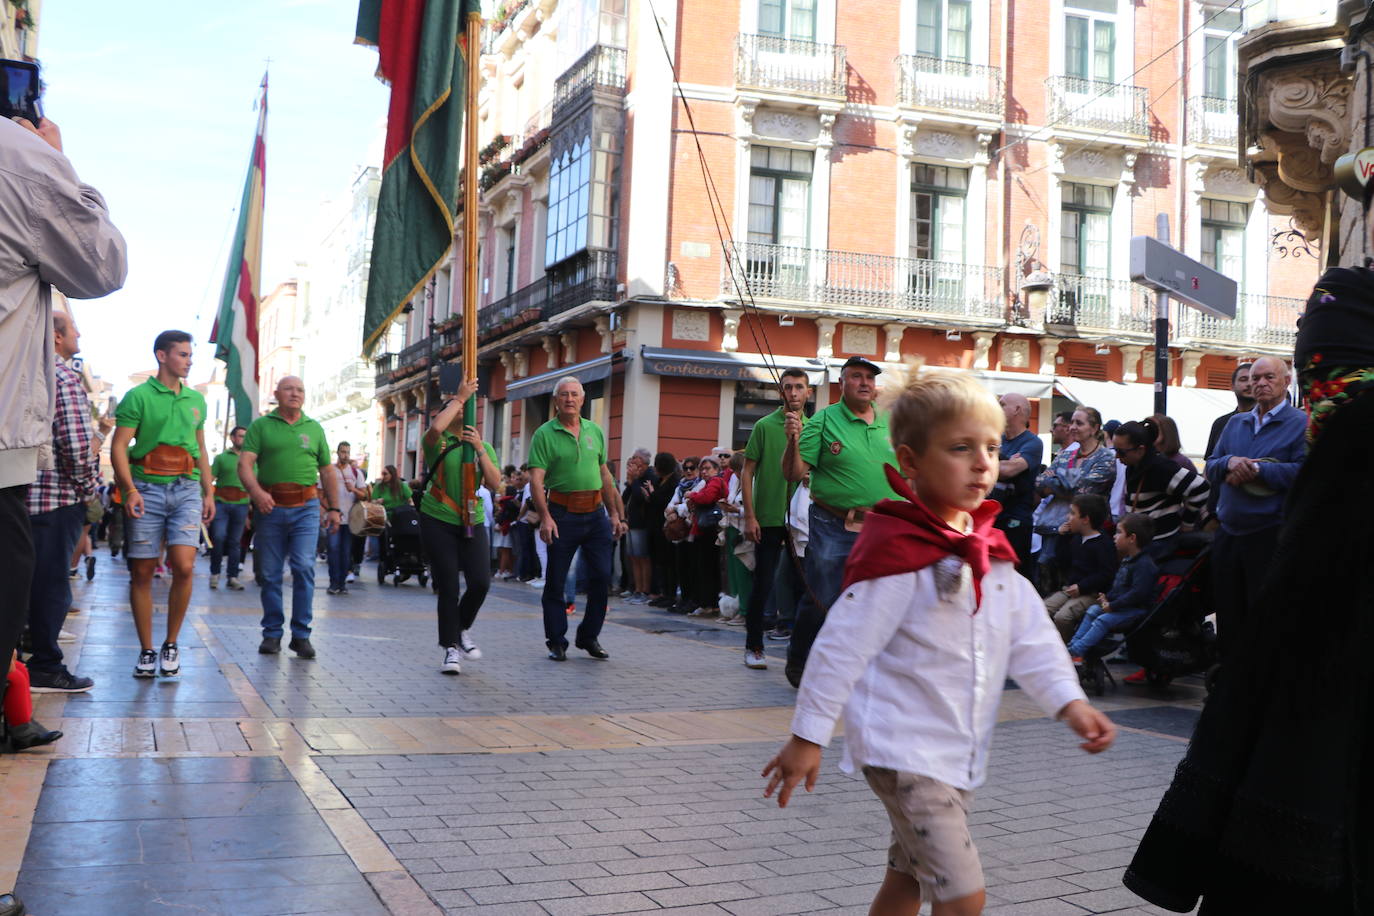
[459,8,483,529]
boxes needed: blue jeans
[326,523,352,589]
[26,502,85,675]
[787,506,860,675]
[209,501,249,577]
[564,547,584,604]
[254,500,319,640]
[541,505,612,649]
[1067,603,1148,657]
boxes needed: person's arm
[238,449,273,515]
[1036,457,1070,497]
[1075,543,1118,596]
[52,371,98,499]
[1005,576,1094,717]
[1076,448,1117,494]
[1254,422,1307,493]
[110,426,141,518]
[195,428,215,524]
[424,378,478,448]
[741,457,761,542]
[461,434,501,492]
[687,476,727,506]
[600,463,627,539]
[318,463,343,533]
[1166,465,1210,529]
[1107,558,1157,611]
[782,411,809,483]
[528,467,556,543]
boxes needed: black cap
[839,355,882,375]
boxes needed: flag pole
[459,7,483,529]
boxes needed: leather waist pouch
[549,489,603,513]
[814,499,870,533]
[133,444,195,477]
[268,483,318,507]
[216,485,247,502]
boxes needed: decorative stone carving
[897,121,921,159]
[1038,337,1062,377]
[1001,338,1029,369]
[816,318,838,360]
[670,309,710,342]
[754,111,819,141]
[883,323,906,362]
[1119,344,1144,385]
[498,351,513,376]
[1208,168,1252,196]
[512,348,529,378]
[1141,347,1156,381]
[722,309,743,352]
[1048,141,1068,176]
[736,101,757,149]
[593,315,613,354]
[1121,151,1139,189]
[915,130,971,158]
[1261,72,1352,165]
[541,335,559,370]
[1180,350,1203,388]
[1266,129,1335,193]
[974,130,994,167]
[1063,148,1120,180]
[1255,162,1326,239]
[560,331,577,366]
[818,112,837,148]
[972,333,996,371]
[841,324,877,356]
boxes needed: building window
[1200,198,1247,288]
[910,164,968,263]
[916,0,972,61]
[502,229,517,298]
[1064,0,1116,81]
[545,138,591,268]
[1202,9,1241,100]
[759,0,816,40]
[748,146,812,247]
[1060,182,1112,276]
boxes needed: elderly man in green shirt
[527,377,627,662]
[238,376,343,659]
[208,424,250,591]
[781,355,900,686]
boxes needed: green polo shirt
[375,481,413,510]
[798,399,900,510]
[744,407,805,528]
[241,409,331,488]
[421,433,498,526]
[115,377,207,482]
[211,450,249,504]
[527,417,607,493]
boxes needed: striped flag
[356,0,480,354]
[210,74,267,426]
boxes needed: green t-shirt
[798,400,901,510]
[527,417,606,493]
[241,410,331,488]
[115,377,207,482]
[744,407,805,528]
[375,480,413,510]
[420,433,498,525]
[211,450,248,504]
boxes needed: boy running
[763,370,1115,916]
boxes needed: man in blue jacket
[1206,356,1306,650]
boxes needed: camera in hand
[0,60,41,127]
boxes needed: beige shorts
[862,766,983,903]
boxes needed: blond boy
[763,371,1115,916]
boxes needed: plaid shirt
[26,357,100,515]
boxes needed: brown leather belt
[267,483,319,507]
[215,485,247,502]
[813,499,870,532]
[133,443,195,477]
[548,489,603,513]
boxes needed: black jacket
[1056,532,1118,596]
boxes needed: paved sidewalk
[7,555,1200,914]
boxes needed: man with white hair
[526,377,627,661]
[1206,356,1306,649]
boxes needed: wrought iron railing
[723,242,1004,323]
[546,250,617,319]
[1174,293,1304,350]
[478,276,550,339]
[895,55,1003,116]
[1045,273,1154,335]
[373,352,397,389]
[1187,95,1238,147]
[735,33,847,99]
[1046,76,1149,137]
[554,45,627,116]
[396,337,431,375]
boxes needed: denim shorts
[625,527,650,558]
[125,478,203,559]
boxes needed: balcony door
[1059,182,1112,322]
[909,164,968,309]
[747,146,813,293]
[759,0,816,39]
[1064,0,1116,82]
[916,0,971,61]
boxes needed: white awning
[1053,378,1233,459]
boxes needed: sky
[40,0,390,395]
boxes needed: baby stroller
[377,504,429,588]
[1078,530,1218,696]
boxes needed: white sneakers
[209,574,219,589]
[458,630,482,660]
[744,651,767,669]
[441,646,462,675]
[160,643,180,677]
[527,577,546,588]
[134,649,157,678]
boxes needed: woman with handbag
[418,379,502,675]
[679,455,727,616]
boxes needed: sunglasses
[683,464,698,471]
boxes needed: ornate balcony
[723,242,1004,325]
[1173,293,1304,352]
[373,352,397,390]
[1187,95,1238,148]
[478,276,549,342]
[546,250,617,320]
[553,44,627,119]
[1044,273,1154,337]
[1045,76,1149,137]
[735,33,847,100]
[895,55,1003,117]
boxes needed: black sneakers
[288,637,316,659]
[258,636,281,655]
[29,669,94,693]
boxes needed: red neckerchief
[840,465,1018,608]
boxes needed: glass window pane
[751,146,769,168]
[936,194,965,262]
[1204,36,1227,98]
[947,0,971,62]
[912,192,933,260]
[1061,210,1081,272]
[759,0,783,36]
[749,174,776,208]
[778,178,809,246]
[1093,21,1115,82]
[1083,212,1110,275]
[917,0,941,56]
[791,0,817,41]
[791,149,813,173]
[1065,16,1088,78]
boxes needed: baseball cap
[839,355,882,375]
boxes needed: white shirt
[477,485,493,529]
[335,463,365,513]
[1248,399,1290,433]
[791,560,1086,790]
[1110,458,1127,520]
[787,481,811,556]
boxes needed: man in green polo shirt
[238,375,342,660]
[527,376,627,662]
[782,355,900,686]
[208,425,250,591]
[740,367,813,670]
[111,329,215,680]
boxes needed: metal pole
[1153,214,1170,416]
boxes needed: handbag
[663,514,690,543]
[695,506,724,535]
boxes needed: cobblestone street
[7,558,1202,915]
